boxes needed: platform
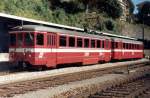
[0,59,148,86]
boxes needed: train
[9,25,144,69]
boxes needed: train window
[47,34,56,46]
[102,40,104,48]
[77,38,82,47]
[10,34,16,46]
[123,43,125,49]
[128,43,130,49]
[53,35,56,46]
[84,38,89,48]
[97,40,100,48]
[18,34,23,47]
[51,35,53,46]
[69,37,75,47]
[135,44,137,49]
[59,36,66,47]
[25,33,34,46]
[91,40,95,48]
[36,34,44,45]
[127,43,129,49]
[129,44,131,49]
[125,43,127,49]
[52,35,54,46]
[115,42,118,48]
[47,35,51,45]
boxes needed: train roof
[95,31,137,40]
[112,37,143,44]
[10,25,111,39]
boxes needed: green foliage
[96,0,123,19]
[104,19,115,31]
[0,0,125,33]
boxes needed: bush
[104,19,115,31]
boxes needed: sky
[132,0,150,13]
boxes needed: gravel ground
[0,59,148,86]
[12,66,150,98]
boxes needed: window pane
[25,33,34,46]
[77,38,82,47]
[123,43,125,49]
[84,39,89,48]
[36,34,44,45]
[10,34,16,46]
[97,40,100,48]
[91,40,95,48]
[47,35,51,45]
[102,41,104,48]
[59,36,66,46]
[69,37,75,47]
[18,33,23,47]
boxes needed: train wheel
[17,61,26,70]
[36,66,47,71]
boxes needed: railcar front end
[9,31,49,68]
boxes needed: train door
[111,39,115,60]
[47,33,57,67]
[119,41,123,60]
[105,39,111,62]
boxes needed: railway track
[89,75,150,98]
[0,59,148,77]
[0,60,149,97]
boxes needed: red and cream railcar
[9,25,112,68]
[112,38,143,60]
[121,39,143,59]
[111,38,123,60]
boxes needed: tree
[96,0,123,19]
[136,1,150,26]
[61,0,123,19]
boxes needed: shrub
[104,19,115,31]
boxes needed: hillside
[0,0,123,33]
[0,0,150,37]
